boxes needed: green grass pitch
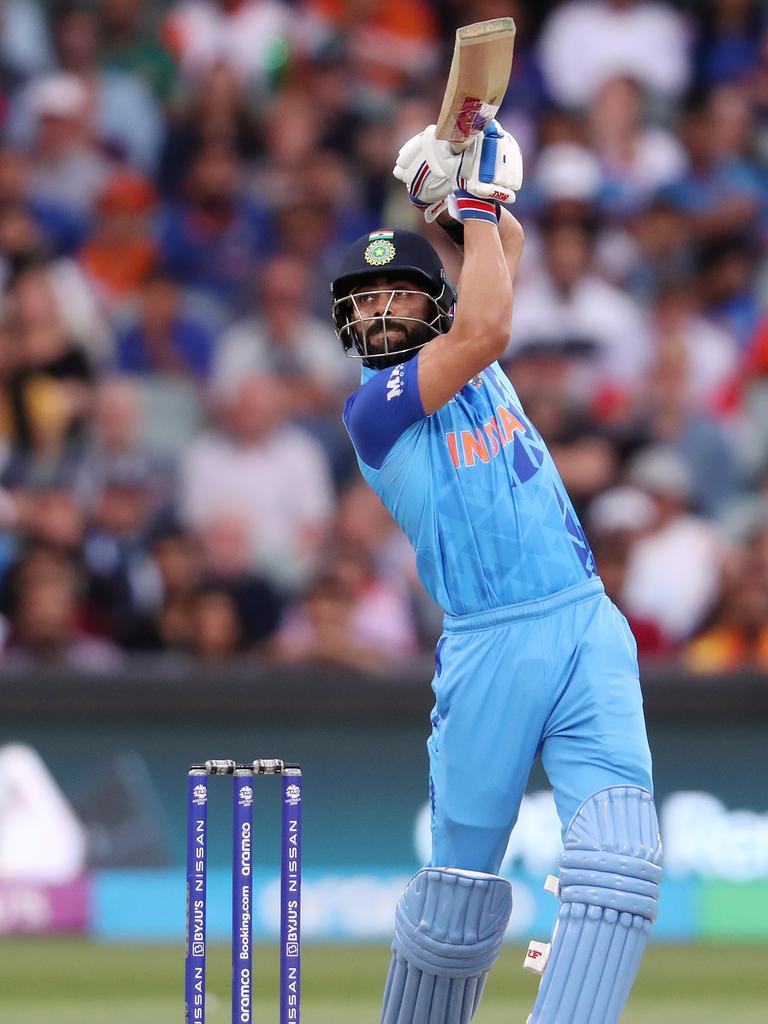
[3,939,765,1022]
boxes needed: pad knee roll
[380,867,512,1024]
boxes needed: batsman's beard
[358,318,434,369]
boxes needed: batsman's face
[349,276,431,356]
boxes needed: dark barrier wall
[1,662,767,941]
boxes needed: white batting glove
[393,124,462,210]
[458,120,523,204]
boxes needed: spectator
[211,254,354,409]
[0,147,87,260]
[696,234,760,350]
[116,271,215,381]
[352,114,406,226]
[588,75,688,218]
[74,376,170,510]
[196,512,282,645]
[121,525,202,650]
[586,485,673,655]
[333,480,441,645]
[694,0,764,89]
[163,0,291,91]
[626,336,740,519]
[12,484,85,555]
[252,87,329,211]
[50,1,163,171]
[8,4,163,172]
[0,0,52,79]
[538,0,690,109]
[508,214,652,403]
[15,72,113,221]
[333,480,414,580]
[0,215,111,368]
[0,265,95,475]
[158,59,258,196]
[271,545,417,671]
[82,457,160,632]
[276,198,347,316]
[301,0,439,91]
[524,142,602,226]
[251,106,368,251]
[27,2,162,171]
[649,277,738,414]
[626,198,693,301]
[0,543,78,633]
[663,89,763,243]
[187,582,243,662]
[684,546,768,671]
[519,143,618,281]
[179,372,334,591]
[466,0,547,150]
[100,0,177,103]
[1,546,121,669]
[621,446,726,640]
[157,143,271,311]
[78,169,158,308]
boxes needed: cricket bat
[435,17,516,153]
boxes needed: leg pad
[380,867,512,1024]
[528,787,662,1024]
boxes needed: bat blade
[435,17,516,151]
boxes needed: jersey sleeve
[342,355,426,469]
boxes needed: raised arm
[497,206,525,287]
[417,211,522,415]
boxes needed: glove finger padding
[392,134,425,183]
[460,121,523,204]
[393,125,462,208]
[420,125,457,179]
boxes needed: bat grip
[479,125,501,183]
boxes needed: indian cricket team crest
[192,784,207,806]
[364,231,396,266]
[285,784,301,806]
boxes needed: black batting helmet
[331,229,456,367]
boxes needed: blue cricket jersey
[343,353,597,616]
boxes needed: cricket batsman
[330,122,662,1024]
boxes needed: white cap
[626,445,693,501]
[28,73,88,120]
[587,486,657,534]
[535,143,601,202]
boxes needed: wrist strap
[437,215,465,248]
[450,189,498,223]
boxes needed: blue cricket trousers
[427,578,654,872]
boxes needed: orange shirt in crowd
[684,626,768,672]
[306,0,438,85]
[79,171,158,301]
[79,238,157,300]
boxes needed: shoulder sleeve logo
[386,365,405,400]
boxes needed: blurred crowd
[1,0,768,675]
